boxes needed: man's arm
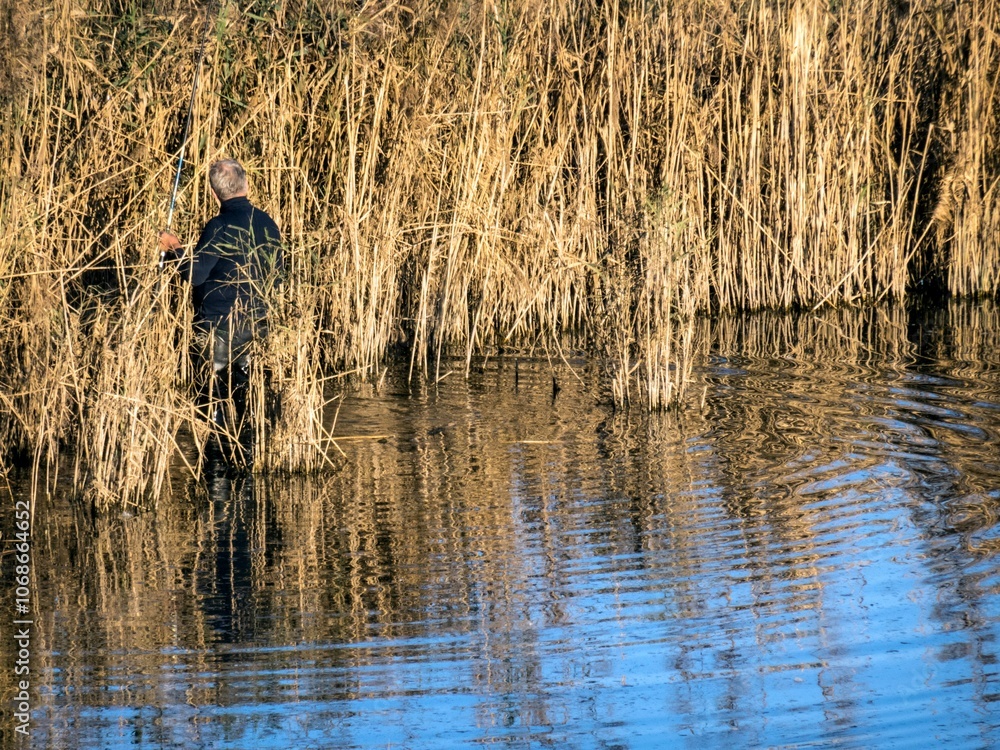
[160,223,221,286]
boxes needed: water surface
[5,303,1000,748]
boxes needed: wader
[194,318,265,467]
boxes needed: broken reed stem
[1,0,998,505]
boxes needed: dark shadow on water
[197,456,268,644]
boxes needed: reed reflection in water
[6,301,1000,748]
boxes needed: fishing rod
[161,2,217,268]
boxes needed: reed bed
[1,0,998,505]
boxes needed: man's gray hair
[209,159,248,201]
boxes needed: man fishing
[158,158,283,434]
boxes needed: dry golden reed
[1,0,998,504]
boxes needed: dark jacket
[177,196,283,328]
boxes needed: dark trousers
[194,321,258,375]
[193,320,268,464]
[193,321,258,398]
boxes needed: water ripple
[21,305,1000,749]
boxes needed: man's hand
[158,231,182,262]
